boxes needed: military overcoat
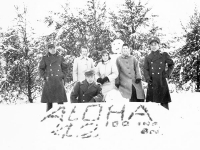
[39,52,68,103]
[70,80,103,103]
[143,50,174,103]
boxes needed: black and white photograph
[0,0,200,149]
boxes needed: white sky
[0,0,200,37]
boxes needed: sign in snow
[41,103,168,139]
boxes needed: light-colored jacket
[116,55,145,99]
[96,60,118,95]
[73,56,94,82]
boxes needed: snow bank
[0,92,200,150]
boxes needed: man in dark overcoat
[70,69,103,103]
[143,37,174,109]
[39,43,68,111]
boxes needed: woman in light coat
[96,50,118,97]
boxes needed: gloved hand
[147,78,152,85]
[89,98,96,102]
[102,76,109,84]
[164,73,169,79]
[44,76,49,81]
[97,78,103,84]
[92,96,103,102]
[115,84,120,88]
[135,78,141,84]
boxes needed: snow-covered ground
[0,92,200,150]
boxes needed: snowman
[110,38,124,64]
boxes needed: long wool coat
[39,52,68,103]
[95,60,118,95]
[143,51,174,103]
[70,80,103,103]
[73,56,94,82]
[115,55,145,99]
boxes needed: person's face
[150,42,159,51]
[85,75,94,84]
[122,46,130,56]
[102,53,109,62]
[81,48,88,56]
[49,47,56,54]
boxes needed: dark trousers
[161,103,169,110]
[46,102,64,112]
[130,85,144,102]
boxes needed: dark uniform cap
[148,36,160,45]
[84,69,95,76]
[47,43,55,49]
[101,50,109,55]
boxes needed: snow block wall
[41,103,170,139]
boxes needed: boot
[46,103,53,112]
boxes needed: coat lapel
[80,80,88,93]
[86,82,96,93]
[50,56,58,64]
[45,55,52,65]
[148,51,163,62]
[80,80,97,94]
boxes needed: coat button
[50,69,52,71]
[158,73,160,74]
[51,74,53,76]
[151,62,153,64]
[160,62,162,64]
[159,68,161,69]
[50,64,51,66]
[152,73,154,75]
[152,67,153,69]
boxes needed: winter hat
[84,69,95,76]
[47,43,55,49]
[148,36,160,45]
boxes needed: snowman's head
[111,39,124,54]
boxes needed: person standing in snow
[115,43,145,102]
[39,43,68,111]
[143,36,174,109]
[95,50,118,98]
[73,46,94,82]
[70,69,103,103]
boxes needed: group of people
[39,36,174,111]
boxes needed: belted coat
[70,80,103,103]
[143,50,174,103]
[39,52,68,103]
[115,55,145,99]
